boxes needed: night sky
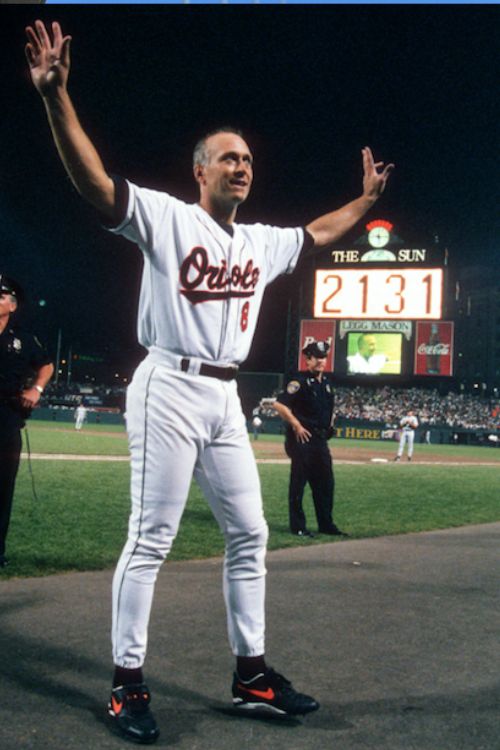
[1,5,498,376]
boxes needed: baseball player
[25,20,393,744]
[251,414,263,441]
[394,410,419,461]
[74,402,88,431]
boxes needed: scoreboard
[314,268,443,320]
[299,219,454,377]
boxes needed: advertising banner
[339,320,413,340]
[414,321,454,376]
[298,320,336,371]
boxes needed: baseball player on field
[26,20,394,744]
[394,410,419,461]
[74,402,88,431]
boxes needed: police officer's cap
[302,340,330,358]
[0,275,24,306]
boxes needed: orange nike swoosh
[111,696,123,714]
[239,685,275,700]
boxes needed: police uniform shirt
[276,373,334,436]
[0,325,52,427]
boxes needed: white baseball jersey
[347,352,387,374]
[108,180,304,364]
[109,178,308,670]
[397,414,419,458]
[74,405,87,427]
[400,415,419,431]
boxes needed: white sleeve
[105,180,173,257]
[257,224,304,284]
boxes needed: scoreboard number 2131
[313,268,443,320]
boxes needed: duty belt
[180,358,239,381]
[311,427,331,439]
[0,396,18,406]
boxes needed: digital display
[346,332,402,375]
[314,268,443,320]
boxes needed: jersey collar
[193,203,244,250]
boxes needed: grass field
[24,420,500,463]
[2,420,499,579]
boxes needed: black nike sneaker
[232,668,320,715]
[108,682,160,744]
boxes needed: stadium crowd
[42,381,126,409]
[332,386,500,431]
[40,382,499,433]
[260,386,500,432]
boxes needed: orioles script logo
[180,247,260,304]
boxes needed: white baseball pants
[397,429,415,458]
[112,354,268,668]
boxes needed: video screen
[346,332,402,375]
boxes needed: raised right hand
[25,21,72,97]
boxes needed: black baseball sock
[113,666,144,687]
[236,655,267,680]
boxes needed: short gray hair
[193,127,244,167]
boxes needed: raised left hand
[362,146,394,201]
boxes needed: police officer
[0,275,54,567]
[274,340,347,538]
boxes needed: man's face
[360,335,377,358]
[0,292,17,319]
[195,132,253,208]
[306,355,327,374]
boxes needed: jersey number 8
[240,301,250,332]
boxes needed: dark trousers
[0,428,22,558]
[285,437,334,533]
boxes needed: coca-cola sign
[417,343,451,356]
[414,322,454,376]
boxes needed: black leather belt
[180,358,239,381]
[312,427,333,440]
